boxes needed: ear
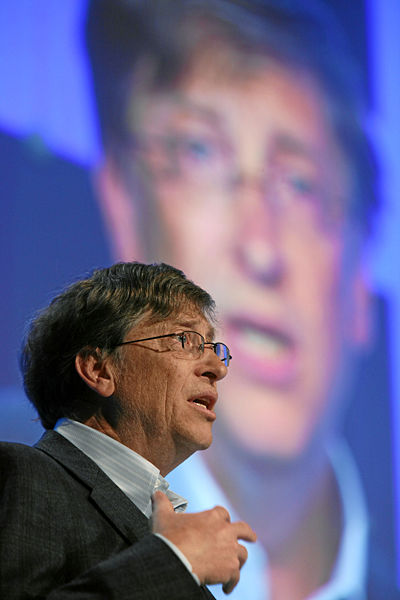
[75,350,116,398]
[93,159,144,262]
[349,265,374,349]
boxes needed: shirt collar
[310,440,369,600]
[54,418,187,517]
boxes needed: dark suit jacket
[0,431,215,600]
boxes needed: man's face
[102,59,367,460]
[112,308,227,473]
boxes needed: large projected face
[99,58,368,460]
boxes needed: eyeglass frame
[126,129,347,230]
[113,330,232,367]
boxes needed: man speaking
[0,261,256,599]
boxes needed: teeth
[240,328,289,358]
[193,399,208,407]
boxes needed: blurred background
[0,1,399,597]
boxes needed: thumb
[151,491,174,534]
[151,491,174,516]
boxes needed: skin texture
[77,310,227,474]
[152,491,256,594]
[76,308,257,592]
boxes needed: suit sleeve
[46,535,212,600]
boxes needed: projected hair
[85,0,378,233]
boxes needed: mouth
[226,316,299,386]
[188,394,217,419]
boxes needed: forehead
[128,308,215,340]
[132,49,327,129]
[129,57,348,186]
[168,313,215,340]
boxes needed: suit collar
[54,418,188,517]
[35,430,150,543]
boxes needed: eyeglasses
[114,330,232,367]
[130,130,346,229]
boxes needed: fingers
[150,497,256,595]
[222,572,239,595]
[221,542,250,594]
[212,505,231,522]
[232,520,257,543]
[220,524,255,594]
[210,508,256,542]
[202,509,256,594]
[237,543,248,569]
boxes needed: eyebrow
[273,133,318,162]
[173,319,215,341]
[162,94,228,134]
[206,326,216,341]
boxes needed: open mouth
[188,394,217,417]
[226,316,299,386]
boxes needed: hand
[151,491,257,594]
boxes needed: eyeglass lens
[181,332,230,367]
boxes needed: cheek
[119,355,166,414]
[161,367,188,419]
[149,180,233,275]
[285,225,345,323]
[270,227,349,399]
[289,235,351,413]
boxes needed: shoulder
[0,439,52,478]
[0,436,88,501]
[0,435,98,542]
[0,438,63,477]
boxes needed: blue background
[0,0,399,581]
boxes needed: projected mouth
[226,317,299,386]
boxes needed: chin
[193,433,213,452]
[176,430,213,457]
[237,437,304,462]
[250,439,312,462]
[215,414,318,463]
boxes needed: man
[0,261,257,599]
[85,1,398,598]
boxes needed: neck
[83,413,191,476]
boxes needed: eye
[176,333,187,348]
[178,136,219,164]
[286,173,316,197]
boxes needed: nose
[232,173,284,286]
[196,347,228,383]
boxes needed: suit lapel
[35,430,150,544]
